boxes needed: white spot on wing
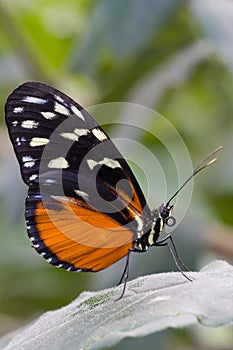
[34,195,42,199]
[16,137,26,146]
[12,121,18,127]
[45,179,56,184]
[22,96,47,104]
[30,137,49,147]
[60,129,89,141]
[60,132,79,142]
[106,159,121,169]
[22,156,35,168]
[29,174,38,181]
[92,128,107,141]
[41,111,56,120]
[87,159,97,170]
[16,137,20,145]
[54,102,70,116]
[87,157,121,170]
[13,106,24,113]
[48,157,69,169]
[21,120,38,129]
[74,128,89,136]
[74,190,89,200]
[71,105,85,121]
[54,95,64,104]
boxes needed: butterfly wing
[5,82,151,271]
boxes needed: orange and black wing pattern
[5,82,152,272]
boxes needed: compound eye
[165,216,176,227]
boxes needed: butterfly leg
[155,235,192,282]
[117,258,129,286]
[167,235,191,272]
[115,249,131,301]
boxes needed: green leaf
[1,260,232,350]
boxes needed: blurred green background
[0,0,232,349]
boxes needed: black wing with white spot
[5,82,149,212]
[5,82,152,272]
[5,82,100,185]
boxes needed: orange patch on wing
[130,184,144,213]
[117,184,144,217]
[35,197,133,271]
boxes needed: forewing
[5,82,151,271]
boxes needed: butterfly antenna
[166,146,222,206]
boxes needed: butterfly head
[158,203,175,226]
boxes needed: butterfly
[5,82,221,299]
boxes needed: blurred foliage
[0,0,233,349]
